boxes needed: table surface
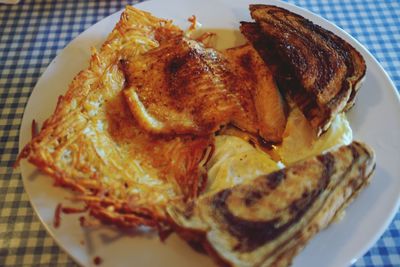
[1,0,399,266]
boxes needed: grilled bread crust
[241,5,366,136]
[168,141,375,267]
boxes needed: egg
[276,108,353,165]
[206,109,352,193]
[206,135,283,194]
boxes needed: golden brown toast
[168,141,375,267]
[241,5,366,136]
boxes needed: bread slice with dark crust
[168,141,375,267]
[241,5,366,136]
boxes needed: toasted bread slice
[168,141,375,267]
[241,5,366,136]
[224,44,287,143]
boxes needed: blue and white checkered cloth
[0,0,399,266]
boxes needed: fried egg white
[206,135,283,194]
[276,108,353,165]
[206,109,352,193]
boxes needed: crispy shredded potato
[17,6,211,229]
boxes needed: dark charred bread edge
[267,5,367,111]
[288,9,366,111]
[262,141,375,265]
[248,4,366,110]
[168,141,375,267]
[270,158,375,267]
[241,5,366,135]
[239,22,332,135]
[266,142,375,267]
[190,142,372,267]
[208,160,332,254]
[206,141,372,259]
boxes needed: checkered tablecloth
[0,0,399,266]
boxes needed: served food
[122,36,241,136]
[17,4,374,267]
[17,7,198,227]
[224,43,287,143]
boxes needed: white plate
[19,0,400,266]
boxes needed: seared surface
[224,44,287,143]
[122,38,287,143]
[122,37,242,136]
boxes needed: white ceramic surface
[19,0,400,266]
